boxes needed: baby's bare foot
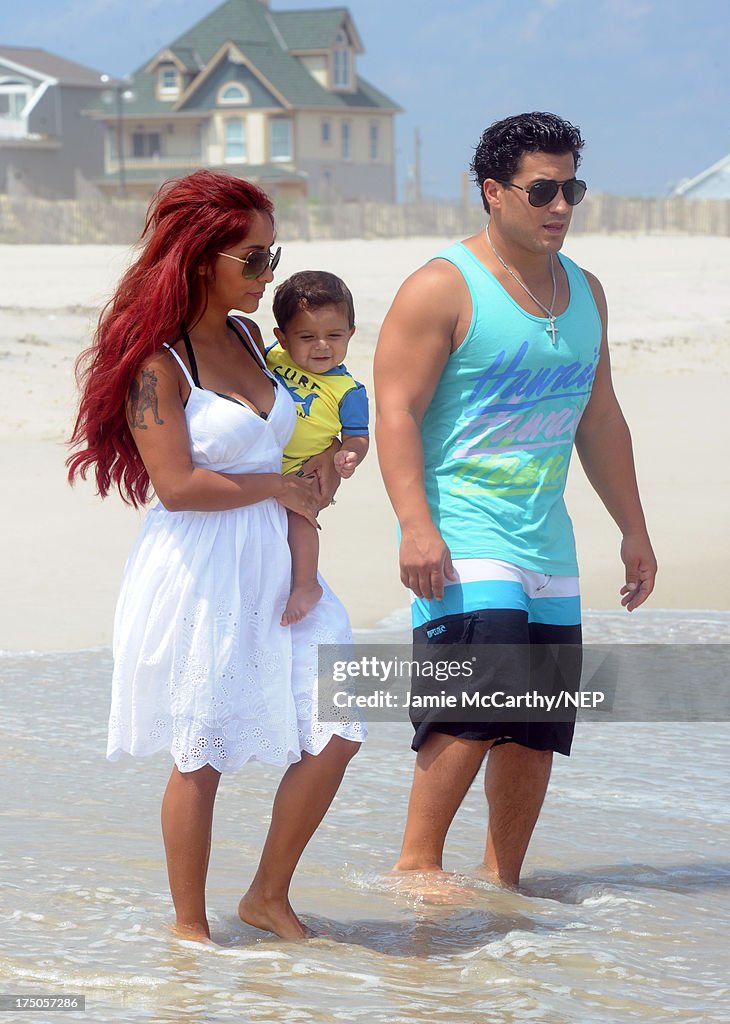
[280,582,323,625]
[238,891,312,940]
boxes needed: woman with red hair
[68,170,363,943]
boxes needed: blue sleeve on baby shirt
[338,383,369,435]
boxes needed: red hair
[67,170,275,507]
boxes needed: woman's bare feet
[238,889,312,940]
[280,581,323,626]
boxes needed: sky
[4,0,728,200]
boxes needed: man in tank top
[374,112,656,887]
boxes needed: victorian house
[92,0,400,200]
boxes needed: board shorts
[411,558,582,756]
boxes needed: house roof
[673,154,730,199]
[0,46,107,87]
[273,8,363,52]
[93,0,399,117]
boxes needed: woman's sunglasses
[217,246,282,279]
[500,178,587,208]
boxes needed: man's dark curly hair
[471,112,584,213]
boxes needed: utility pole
[413,127,422,203]
[102,74,133,197]
[115,84,126,197]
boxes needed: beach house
[672,153,730,199]
[0,46,107,198]
[91,0,400,200]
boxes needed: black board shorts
[411,606,583,756]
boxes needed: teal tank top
[422,242,602,575]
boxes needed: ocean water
[1,610,729,1024]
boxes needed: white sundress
[107,317,365,772]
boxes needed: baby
[267,271,369,625]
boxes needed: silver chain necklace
[486,225,559,346]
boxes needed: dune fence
[1,193,728,245]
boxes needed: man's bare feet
[467,863,520,890]
[167,921,215,944]
[238,890,312,940]
[383,868,469,905]
[280,582,323,626]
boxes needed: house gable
[177,51,284,111]
[178,53,282,111]
[144,47,191,75]
[0,59,46,89]
[0,47,106,88]
[273,9,362,94]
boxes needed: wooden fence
[1,193,728,245]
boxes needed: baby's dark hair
[471,111,584,213]
[273,270,355,332]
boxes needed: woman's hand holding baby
[276,474,320,528]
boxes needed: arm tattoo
[129,369,164,430]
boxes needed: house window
[369,122,379,160]
[321,119,331,145]
[341,121,351,160]
[0,80,31,119]
[218,82,250,105]
[270,119,292,161]
[132,132,161,158]
[333,47,350,89]
[158,66,179,97]
[225,119,246,162]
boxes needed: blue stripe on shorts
[412,584,580,629]
[528,595,581,626]
[411,580,528,628]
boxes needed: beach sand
[1,235,728,652]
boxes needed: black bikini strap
[227,316,271,377]
[179,325,201,387]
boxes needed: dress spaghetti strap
[163,342,196,390]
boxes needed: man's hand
[619,532,657,611]
[400,523,457,600]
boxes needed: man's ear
[274,327,287,348]
[483,178,503,210]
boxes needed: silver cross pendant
[546,318,558,347]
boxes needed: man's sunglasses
[500,178,587,208]
[217,246,281,279]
